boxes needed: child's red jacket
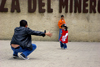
[60,29,68,43]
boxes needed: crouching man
[10,20,52,60]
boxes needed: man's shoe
[20,53,29,60]
[13,54,19,59]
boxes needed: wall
[0,0,100,42]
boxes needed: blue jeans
[60,41,67,49]
[58,29,62,41]
[11,44,37,57]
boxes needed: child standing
[59,24,68,49]
[58,15,66,41]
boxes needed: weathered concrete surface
[0,0,100,41]
[0,40,100,67]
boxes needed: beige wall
[0,0,100,42]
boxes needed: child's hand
[62,36,65,38]
[45,31,52,37]
[62,36,66,41]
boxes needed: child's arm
[62,33,68,39]
[65,33,68,37]
[62,33,68,41]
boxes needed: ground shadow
[8,57,42,60]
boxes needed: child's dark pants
[60,41,67,49]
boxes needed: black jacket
[10,27,46,50]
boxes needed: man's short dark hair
[61,15,64,17]
[20,20,28,27]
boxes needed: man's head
[20,20,28,27]
[61,15,64,20]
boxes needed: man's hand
[45,31,52,37]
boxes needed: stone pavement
[0,40,100,67]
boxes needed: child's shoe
[64,47,67,49]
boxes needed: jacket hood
[15,27,25,31]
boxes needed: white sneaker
[20,53,29,60]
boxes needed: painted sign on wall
[0,0,100,13]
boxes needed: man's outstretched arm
[26,27,52,37]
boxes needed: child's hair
[61,24,68,31]
[20,20,28,27]
[61,15,64,17]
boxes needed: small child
[59,24,68,49]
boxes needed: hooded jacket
[10,27,46,50]
[60,29,68,43]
